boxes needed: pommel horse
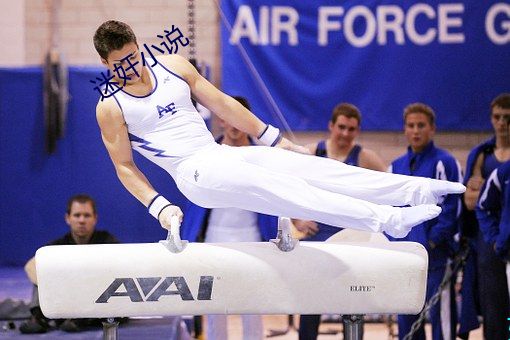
[36,217,428,340]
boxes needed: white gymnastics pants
[175,144,436,234]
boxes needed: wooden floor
[212,314,485,339]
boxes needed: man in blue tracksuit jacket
[456,136,495,338]
[477,160,510,260]
[388,103,462,340]
[460,93,510,340]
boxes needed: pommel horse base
[35,219,428,340]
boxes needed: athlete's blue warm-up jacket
[476,160,510,259]
[388,142,462,269]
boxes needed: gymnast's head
[93,20,137,60]
[93,20,143,83]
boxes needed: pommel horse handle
[270,217,299,252]
[159,215,188,253]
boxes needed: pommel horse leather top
[36,220,428,319]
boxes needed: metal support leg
[343,314,363,340]
[102,318,119,340]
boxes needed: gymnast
[93,20,465,239]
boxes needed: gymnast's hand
[158,205,184,231]
[276,137,311,155]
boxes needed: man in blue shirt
[388,103,462,340]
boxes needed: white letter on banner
[438,4,465,43]
[230,5,259,45]
[486,3,510,45]
[318,7,344,46]
[259,6,269,45]
[271,6,299,45]
[344,6,376,47]
[377,5,405,45]
[406,4,436,45]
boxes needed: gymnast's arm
[159,54,309,153]
[96,98,183,229]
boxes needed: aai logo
[96,276,214,303]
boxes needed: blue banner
[221,0,510,131]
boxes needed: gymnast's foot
[412,179,465,205]
[429,180,465,201]
[385,204,442,238]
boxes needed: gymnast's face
[65,201,98,244]
[101,42,144,85]
[329,115,360,148]
[404,112,435,154]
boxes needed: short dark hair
[331,103,361,126]
[403,103,435,125]
[490,93,510,113]
[66,194,97,215]
[93,20,137,60]
[233,96,251,111]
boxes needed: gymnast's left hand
[276,137,311,155]
[158,205,184,231]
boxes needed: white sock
[386,204,442,238]
[429,180,466,199]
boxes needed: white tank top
[111,60,215,176]
[205,208,261,242]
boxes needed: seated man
[19,194,120,334]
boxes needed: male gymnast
[93,20,465,239]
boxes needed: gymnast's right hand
[276,137,311,155]
[158,205,184,231]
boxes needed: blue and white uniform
[475,160,510,340]
[109,60,450,236]
[388,141,462,340]
[461,137,510,340]
[457,138,497,337]
[477,160,510,258]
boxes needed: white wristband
[258,124,282,146]
[148,195,172,220]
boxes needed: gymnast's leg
[177,152,441,238]
[227,146,465,206]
